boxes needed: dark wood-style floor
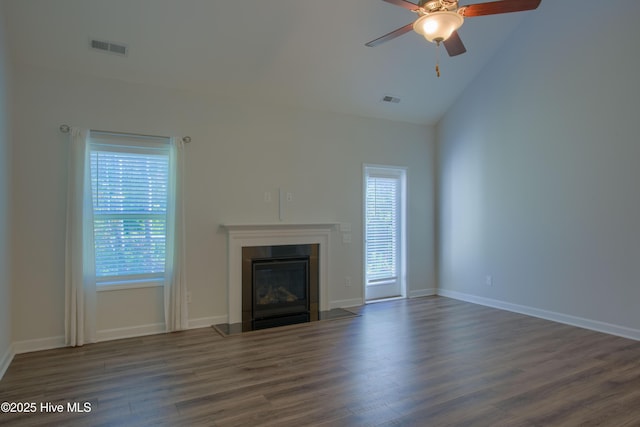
[1,296,640,426]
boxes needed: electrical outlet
[286,192,293,202]
[485,275,493,286]
[264,192,272,202]
[345,276,352,287]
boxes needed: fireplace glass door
[252,257,309,325]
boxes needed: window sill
[96,280,164,292]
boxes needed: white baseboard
[96,323,166,342]
[409,288,437,298]
[330,298,364,309]
[13,336,66,355]
[9,316,231,360]
[438,289,640,341]
[189,316,227,328]
[0,343,15,380]
[98,315,230,340]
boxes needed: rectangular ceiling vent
[90,38,128,57]
[381,95,401,104]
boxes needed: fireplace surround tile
[243,244,319,331]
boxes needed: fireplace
[242,244,319,331]
[223,223,335,326]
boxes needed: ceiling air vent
[381,95,401,104]
[90,38,128,57]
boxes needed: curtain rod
[59,124,191,144]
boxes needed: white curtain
[164,137,188,331]
[64,127,96,346]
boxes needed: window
[364,165,406,301]
[89,133,170,287]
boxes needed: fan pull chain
[435,42,441,78]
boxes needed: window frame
[88,131,171,291]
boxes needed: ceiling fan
[366,0,541,58]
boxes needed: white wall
[0,0,13,374]
[437,0,640,337]
[10,63,436,343]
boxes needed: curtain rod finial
[59,124,70,133]
[182,136,191,143]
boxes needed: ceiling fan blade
[443,31,466,56]
[460,0,541,17]
[382,0,420,11]
[365,23,414,47]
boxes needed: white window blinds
[89,137,170,283]
[365,171,400,285]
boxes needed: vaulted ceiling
[3,0,542,125]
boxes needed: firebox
[242,244,319,331]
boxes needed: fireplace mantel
[223,222,338,324]
[222,223,339,232]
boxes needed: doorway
[363,165,406,301]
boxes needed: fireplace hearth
[242,244,319,331]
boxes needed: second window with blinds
[364,164,407,301]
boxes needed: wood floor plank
[1,296,640,426]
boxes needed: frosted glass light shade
[413,11,464,43]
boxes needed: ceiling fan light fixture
[413,11,464,43]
